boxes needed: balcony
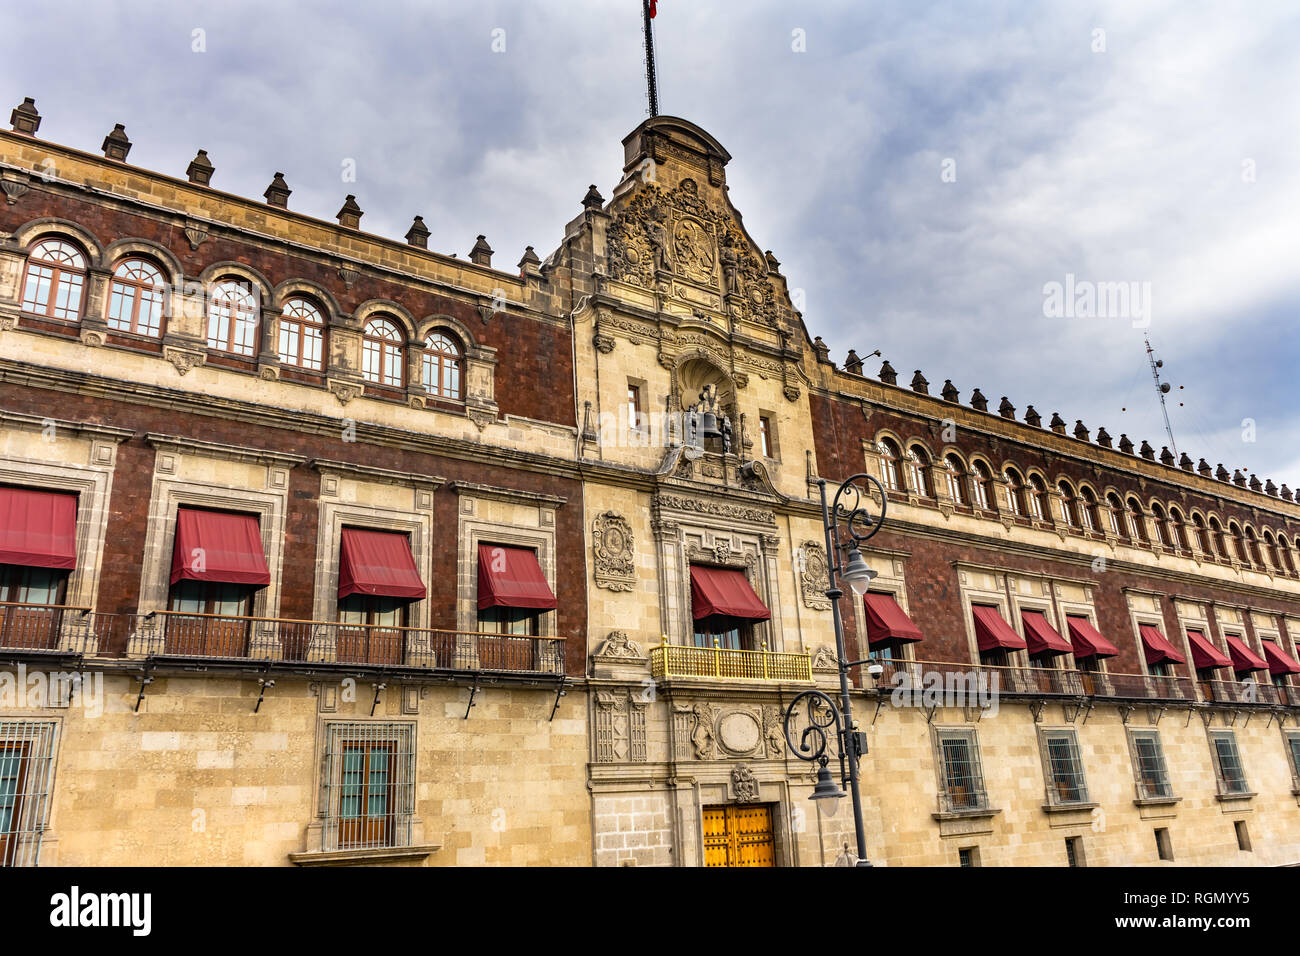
[1198,679,1285,706]
[870,658,1197,703]
[650,643,813,683]
[124,611,566,676]
[0,602,110,657]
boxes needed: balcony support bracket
[1265,708,1285,729]
[1117,704,1135,725]
[1146,704,1167,726]
[1028,699,1046,723]
[549,677,568,721]
[464,676,480,719]
[254,675,276,714]
[1198,708,1215,728]
[1078,698,1095,725]
[370,681,386,717]
[871,697,887,727]
[923,703,939,724]
[961,704,984,723]
[134,669,154,713]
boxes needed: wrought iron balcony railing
[0,602,111,656]
[650,642,813,683]
[126,611,566,675]
[870,658,1198,703]
[1198,678,1284,706]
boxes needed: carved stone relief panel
[592,511,635,592]
[594,688,648,764]
[799,541,831,611]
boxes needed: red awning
[1022,610,1073,656]
[864,592,923,646]
[1224,634,1268,673]
[0,486,78,570]
[972,605,1026,652]
[1186,630,1231,670]
[170,507,270,586]
[1262,641,1300,676]
[1066,616,1120,659]
[1138,624,1186,666]
[689,565,770,622]
[338,527,425,600]
[477,544,556,611]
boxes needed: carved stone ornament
[592,511,635,592]
[783,384,800,402]
[1,178,30,205]
[811,645,839,672]
[690,702,718,759]
[0,314,16,332]
[183,222,209,250]
[467,406,497,431]
[731,763,761,803]
[594,630,645,661]
[592,332,615,354]
[78,328,106,347]
[718,710,761,755]
[762,706,784,757]
[799,541,832,611]
[656,493,776,527]
[163,347,204,376]
[328,380,363,406]
[337,266,360,289]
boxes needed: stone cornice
[146,433,309,467]
[449,480,566,508]
[309,458,445,489]
[0,408,134,442]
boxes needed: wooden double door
[702,804,776,867]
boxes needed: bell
[701,410,722,441]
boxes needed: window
[0,721,57,867]
[338,595,408,665]
[1279,536,1298,575]
[1080,487,1100,532]
[1285,732,1300,788]
[1169,508,1190,550]
[1154,827,1173,861]
[422,330,463,399]
[1244,528,1263,567]
[1058,481,1080,528]
[21,238,86,321]
[1064,835,1085,867]
[944,455,969,505]
[1234,820,1252,852]
[628,383,644,435]
[1209,731,1249,795]
[1041,729,1089,805]
[1208,518,1229,561]
[206,279,259,356]
[1106,493,1127,539]
[971,461,995,510]
[758,416,773,458]
[478,605,538,637]
[362,317,405,387]
[1264,531,1282,570]
[906,447,933,497]
[0,565,67,606]
[958,846,980,867]
[320,722,414,852]
[1192,514,1212,555]
[877,439,904,492]
[106,257,166,336]
[1228,522,1247,564]
[1129,730,1173,799]
[1028,475,1050,521]
[277,297,326,371]
[1151,503,1173,548]
[1004,468,1027,517]
[1127,498,1148,543]
[935,729,987,812]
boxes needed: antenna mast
[1145,336,1178,458]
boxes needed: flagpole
[642,0,659,117]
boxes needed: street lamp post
[783,472,887,867]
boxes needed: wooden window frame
[20,238,87,321]
[362,318,405,388]
[206,279,260,357]
[106,257,167,337]
[278,297,326,372]
[422,330,463,400]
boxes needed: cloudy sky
[4,1,1297,485]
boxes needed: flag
[649,0,657,17]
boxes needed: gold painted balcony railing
[650,642,813,683]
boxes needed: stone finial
[1179,452,1194,471]
[1160,446,1176,466]
[764,250,782,273]
[336,194,363,229]
[1139,440,1156,461]
[469,235,494,266]
[1049,412,1066,434]
[1073,420,1090,442]
[1265,478,1278,497]
[1024,406,1042,428]
[10,97,40,135]
[518,245,542,277]
[101,123,131,161]
[879,361,898,385]
[844,349,864,375]
[1282,484,1294,502]
[941,379,959,402]
[1118,434,1135,454]
[970,388,988,412]
[405,215,430,248]
[1248,473,1262,492]
[1214,463,1230,481]
[1232,469,1247,487]
[186,149,214,186]
[263,172,291,208]
[813,336,831,363]
[1197,458,1211,477]
[998,396,1016,419]
[582,184,604,209]
[910,370,929,395]
[1096,427,1112,448]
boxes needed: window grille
[1286,733,1300,788]
[1042,730,1089,805]
[0,721,58,867]
[1130,731,1173,799]
[1210,731,1249,794]
[319,722,415,852]
[936,729,988,812]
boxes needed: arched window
[1279,535,1298,576]
[944,455,969,505]
[1169,508,1190,551]
[1228,522,1248,564]
[1004,469,1027,517]
[1192,514,1212,555]
[1244,527,1263,567]
[1127,498,1148,543]
[1263,531,1282,570]
[362,317,405,387]
[1058,481,1081,528]
[206,279,259,356]
[277,297,326,371]
[971,461,995,511]
[106,257,166,336]
[877,439,904,492]
[1208,518,1228,561]
[1079,487,1100,532]
[22,238,87,320]
[1106,493,1127,540]
[1150,503,1172,548]
[906,446,933,497]
[422,330,463,400]
[1028,475,1050,521]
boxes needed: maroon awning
[689,565,770,622]
[0,486,77,570]
[1066,616,1120,659]
[1186,629,1230,670]
[864,592,923,646]
[1262,641,1300,676]
[477,544,556,610]
[339,527,425,600]
[1138,624,1186,666]
[170,507,270,586]
[972,605,1026,652]
[1022,610,1072,655]
[1224,634,1268,673]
